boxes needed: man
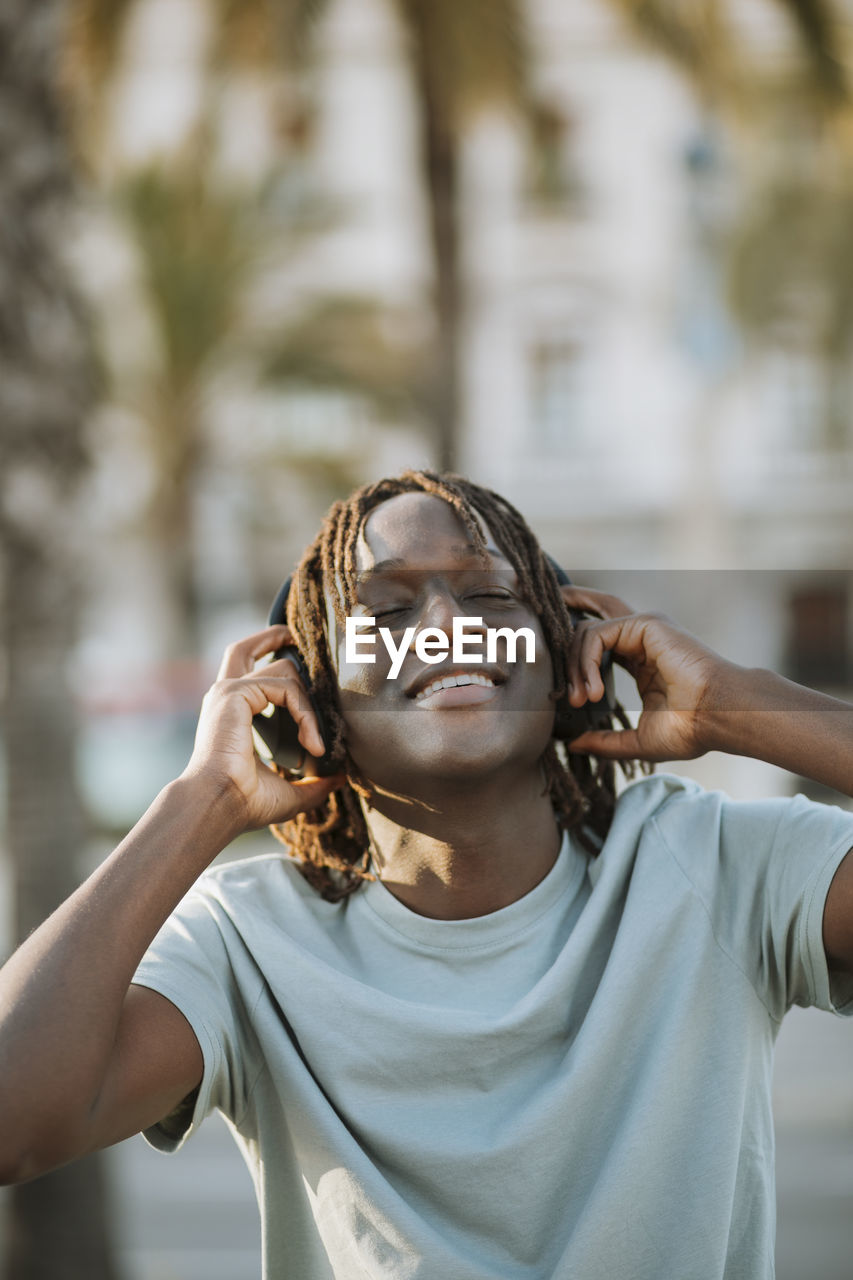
[1,469,852,1280]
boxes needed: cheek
[334,644,395,761]
[518,622,553,690]
[335,639,387,696]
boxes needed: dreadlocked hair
[270,469,647,901]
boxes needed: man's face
[331,492,556,793]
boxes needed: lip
[414,680,500,710]
[405,663,507,701]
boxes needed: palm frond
[261,296,427,416]
[726,175,853,353]
[63,0,137,91]
[774,0,849,103]
[606,0,732,96]
[211,0,329,70]
[119,163,261,394]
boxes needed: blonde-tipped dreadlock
[270,469,645,900]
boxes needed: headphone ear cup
[251,576,337,776]
[552,650,616,742]
[545,555,616,741]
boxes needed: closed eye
[466,590,516,604]
[373,605,411,621]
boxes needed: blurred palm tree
[0,2,119,1278]
[59,0,531,668]
[66,0,853,479]
[391,0,528,470]
[108,152,429,657]
[111,156,304,657]
[726,159,853,448]
[608,0,853,449]
[605,0,849,109]
[67,0,530,477]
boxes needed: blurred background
[1,0,852,1276]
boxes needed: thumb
[568,727,641,760]
[287,772,347,811]
[264,771,346,826]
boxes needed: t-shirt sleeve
[131,877,264,1152]
[651,783,853,1022]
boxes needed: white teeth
[415,673,497,702]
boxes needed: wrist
[166,769,250,847]
[693,659,758,757]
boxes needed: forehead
[356,492,508,573]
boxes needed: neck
[362,767,562,919]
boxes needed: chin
[354,717,554,792]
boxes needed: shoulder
[606,772,714,849]
[189,851,334,919]
[606,773,853,903]
[613,773,853,856]
[587,774,710,892]
[154,852,342,950]
[140,851,346,987]
[198,850,311,896]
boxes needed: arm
[560,586,853,971]
[0,626,343,1185]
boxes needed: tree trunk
[400,0,462,473]
[147,396,204,662]
[0,3,120,1278]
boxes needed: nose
[408,583,489,649]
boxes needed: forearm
[701,663,853,796]
[0,774,244,1177]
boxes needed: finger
[263,653,305,680]
[566,619,590,707]
[575,622,613,704]
[287,772,346,809]
[566,618,611,706]
[560,584,633,620]
[238,674,326,757]
[254,655,325,754]
[572,613,662,697]
[269,672,327,759]
[260,770,347,828]
[217,625,295,680]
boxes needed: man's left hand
[560,585,732,764]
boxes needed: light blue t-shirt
[133,775,853,1279]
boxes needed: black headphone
[252,557,614,775]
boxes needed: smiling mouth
[414,672,499,708]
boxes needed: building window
[529,338,584,454]
[763,349,824,450]
[526,101,584,211]
[786,583,850,689]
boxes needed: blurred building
[447,0,853,801]
[74,0,852,814]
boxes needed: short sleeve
[132,879,264,1151]
[651,783,853,1022]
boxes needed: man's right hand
[183,625,345,831]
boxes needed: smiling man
[1,469,852,1280]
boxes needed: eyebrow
[357,545,512,581]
